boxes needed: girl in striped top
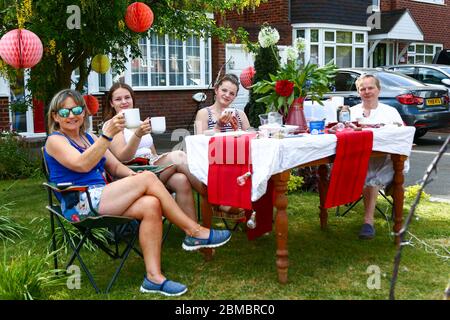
[195,74,250,134]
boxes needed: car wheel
[414,128,428,140]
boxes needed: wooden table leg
[200,190,214,261]
[391,155,406,247]
[318,164,329,229]
[272,171,290,284]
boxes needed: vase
[285,97,308,133]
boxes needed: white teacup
[123,108,141,129]
[151,116,166,134]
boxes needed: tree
[0,0,266,107]
[246,45,280,128]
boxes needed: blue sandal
[182,229,231,251]
[140,276,187,296]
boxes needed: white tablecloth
[186,126,416,202]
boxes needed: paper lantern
[0,29,43,69]
[125,2,154,33]
[83,95,99,116]
[240,66,256,90]
[91,54,110,74]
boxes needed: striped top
[206,107,243,132]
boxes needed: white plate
[282,125,299,133]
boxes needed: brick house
[0,0,448,137]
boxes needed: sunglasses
[57,105,85,118]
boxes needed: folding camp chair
[41,148,143,294]
[335,189,394,220]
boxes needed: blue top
[44,132,107,187]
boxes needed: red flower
[275,80,294,97]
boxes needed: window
[407,43,443,64]
[295,28,367,68]
[334,72,358,91]
[371,0,380,11]
[417,67,447,85]
[131,32,211,88]
[413,0,444,5]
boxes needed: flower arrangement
[252,26,337,116]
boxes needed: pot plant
[252,25,337,132]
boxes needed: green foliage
[0,249,66,300]
[404,185,431,203]
[287,172,304,194]
[0,0,264,106]
[0,131,41,179]
[246,45,280,128]
[253,60,337,116]
[0,215,27,243]
[51,225,110,254]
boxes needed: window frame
[293,27,367,68]
[130,33,212,90]
[407,43,443,64]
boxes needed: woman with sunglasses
[44,89,231,296]
[103,83,206,223]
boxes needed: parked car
[386,64,450,92]
[326,68,450,139]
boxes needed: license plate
[426,98,442,106]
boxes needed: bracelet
[134,131,142,139]
[101,133,113,142]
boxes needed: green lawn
[0,178,448,300]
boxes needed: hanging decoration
[83,95,100,116]
[91,54,110,74]
[125,2,154,33]
[240,66,256,90]
[0,29,43,69]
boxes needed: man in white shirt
[350,74,404,240]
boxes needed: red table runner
[324,129,374,209]
[208,133,273,240]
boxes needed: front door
[373,43,387,67]
[225,44,254,111]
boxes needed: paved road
[406,131,450,202]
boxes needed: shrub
[0,131,42,179]
[50,225,110,254]
[287,171,304,194]
[0,215,27,243]
[0,250,66,300]
[404,184,430,203]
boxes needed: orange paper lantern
[83,95,99,116]
[240,66,256,90]
[125,2,154,33]
[0,29,43,69]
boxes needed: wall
[0,97,9,131]
[92,90,214,133]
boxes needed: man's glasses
[57,105,84,118]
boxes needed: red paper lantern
[0,29,43,69]
[83,95,99,116]
[240,66,256,90]
[125,2,154,33]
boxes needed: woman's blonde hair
[47,89,89,133]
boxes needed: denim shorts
[60,184,105,222]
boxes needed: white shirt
[123,128,155,158]
[350,102,404,125]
